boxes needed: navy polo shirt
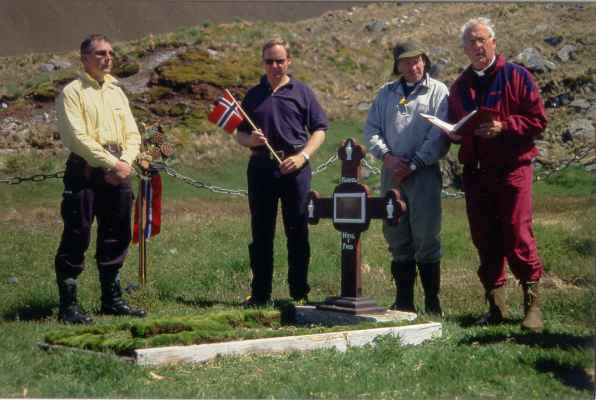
[240,75,328,153]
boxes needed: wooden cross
[307,138,406,314]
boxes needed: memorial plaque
[307,138,406,315]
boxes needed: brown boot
[476,286,507,325]
[521,281,543,333]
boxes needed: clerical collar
[472,56,496,77]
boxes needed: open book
[420,108,496,134]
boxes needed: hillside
[0,2,594,181]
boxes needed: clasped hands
[442,119,503,142]
[384,153,412,185]
[250,129,306,175]
[104,160,133,186]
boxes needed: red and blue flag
[133,173,162,243]
[207,91,244,134]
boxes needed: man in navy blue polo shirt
[236,37,328,307]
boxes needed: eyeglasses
[90,50,115,58]
[264,59,286,65]
[465,37,490,46]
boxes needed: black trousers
[54,154,133,279]
[247,155,311,300]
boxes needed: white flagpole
[224,89,283,164]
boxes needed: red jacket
[448,54,547,167]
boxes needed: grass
[0,120,594,398]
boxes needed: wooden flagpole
[137,175,147,286]
[224,89,282,164]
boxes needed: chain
[161,165,248,197]
[311,153,338,175]
[361,157,382,175]
[0,170,65,185]
[535,145,593,182]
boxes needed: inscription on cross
[307,138,406,314]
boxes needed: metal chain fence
[1,145,591,201]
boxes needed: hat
[392,40,431,75]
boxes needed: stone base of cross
[307,138,406,315]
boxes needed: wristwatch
[301,151,310,163]
[409,163,417,172]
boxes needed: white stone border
[134,322,442,366]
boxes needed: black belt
[104,143,123,158]
[250,147,287,161]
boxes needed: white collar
[473,56,496,77]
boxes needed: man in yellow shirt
[54,34,145,324]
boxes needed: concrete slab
[294,305,418,325]
[134,322,442,366]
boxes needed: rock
[49,58,72,69]
[588,104,596,119]
[531,24,548,34]
[514,48,556,72]
[354,84,366,92]
[38,63,55,73]
[207,48,219,59]
[544,36,563,47]
[569,98,591,110]
[566,119,594,140]
[7,276,17,284]
[557,44,577,62]
[113,61,140,78]
[357,102,371,111]
[365,20,388,32]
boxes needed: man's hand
[249,129,268,147]
[393,157,412,185]
[105,160,132,186]
[280,154,306,175]
[384,154,412,185]
[113,160,133,180]
[474,120,503,139]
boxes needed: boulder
[565,118,594,140]
[38,63,55,73]
[49,58,72,70]
[365,20,388,32]
[514,48,556,72]
[544,36,563,47]
[569,98,591,110]
[557,44,577,62]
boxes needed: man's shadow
[455,314,594,392]
[3,299,57,322]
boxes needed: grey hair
[460,17,496,46]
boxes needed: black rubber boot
[57,276,93,325]
[390,260,417,312]
[418,261,442,316]
[99,269,146,317]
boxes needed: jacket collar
[463,54,506,81]
[80,72,118,89]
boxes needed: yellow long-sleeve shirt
[56,72,141,169]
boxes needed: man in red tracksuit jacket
[446,17,547,332]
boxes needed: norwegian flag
[133,173,162,243]
[207,91,244,134]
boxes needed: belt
[250,147,287,161]
[103,143,123,158]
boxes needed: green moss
[28,80,58,101]
[155,49,261,89]
[113,61,140,78]
[43,308,413,355]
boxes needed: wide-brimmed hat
[392,40,431,75]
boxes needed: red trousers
[462,163,543,289]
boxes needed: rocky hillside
[0,2,594,181]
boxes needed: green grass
[0,120,593,398]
